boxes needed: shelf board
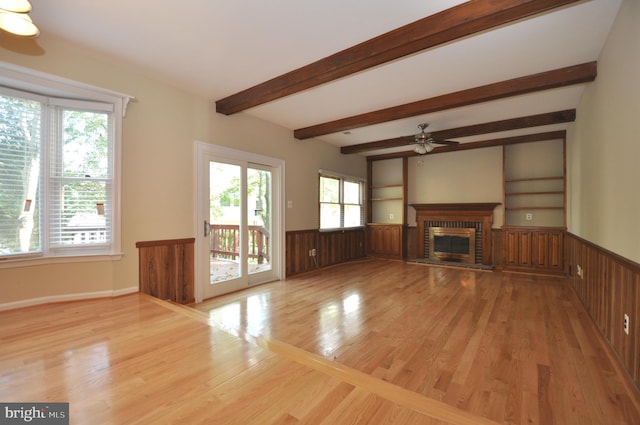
[505,206,564,210]
[505,191,564,196]
[371,197,403,201]
[370,183,403,189]
[505,176,564,183]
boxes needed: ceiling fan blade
[432,139,460,145]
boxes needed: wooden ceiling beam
[215,0,584,115]
[340,109,576,154]
[295,62,595,139]
[367,131,566,161]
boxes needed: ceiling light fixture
[0,0,39,37]
[413,123,435,155]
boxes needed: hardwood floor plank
[248,333,501,425]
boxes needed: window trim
[318,170,365,231]
[0,62,133,267]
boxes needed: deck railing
[210,224,270,264]
[64,226,107,244]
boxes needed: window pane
[50,108,111,247]
[320,176,339,203]
[320,203,340,229]
[0,94,42,256]
[343,180,360,204]
[62,110,110,178]
[344,205,361,228]
[51,180,108,246]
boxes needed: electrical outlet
[525,213,533,221]
[389,213,394,220]
[624,313,630,335]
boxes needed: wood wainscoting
[136,238,195,304]
[566,232,640,394]
[286,228,366,276]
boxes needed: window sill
[0,253,124,270]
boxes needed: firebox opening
[434,235,470,255]
[429,227,476,264]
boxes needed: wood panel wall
[286,228,366,276]
[491,228,504,269]
[406,226,418,260]
[566,233,640,393]
[136,238,195,304]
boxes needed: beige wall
[568,0,640,263]
[0,33,365,306]
[407,147,504,227]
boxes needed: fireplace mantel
[411,203,500,265]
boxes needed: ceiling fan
[412,123,459,154]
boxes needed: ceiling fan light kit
[413,123,438,155]
[414,143,427,155]
[0,0,39,37]
[414,141,434,155]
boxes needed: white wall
[568,0,640,263]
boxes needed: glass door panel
[248,166,272,278]
[209,161,242,284]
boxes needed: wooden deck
[1,259,638,424]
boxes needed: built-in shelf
[505,206,564,210]
[502,139,566,275]
[505,191,564,196]
[371,197,403,201]
[504,176,564,183]
[503,140,566,227]
[370,184,403,189]
[367,158,408,259]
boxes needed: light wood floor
[1,259,639,424]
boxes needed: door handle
[204,220,210,237]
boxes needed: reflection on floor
[1,259,638,424]
[195,259,640,425]
[0,273,481,424]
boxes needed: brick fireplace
[411,203,500,265]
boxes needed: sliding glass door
[195,143,283,301]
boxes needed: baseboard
[0,286,139,312]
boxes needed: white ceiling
[28,0,623,156]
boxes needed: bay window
[0,64,129,262]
